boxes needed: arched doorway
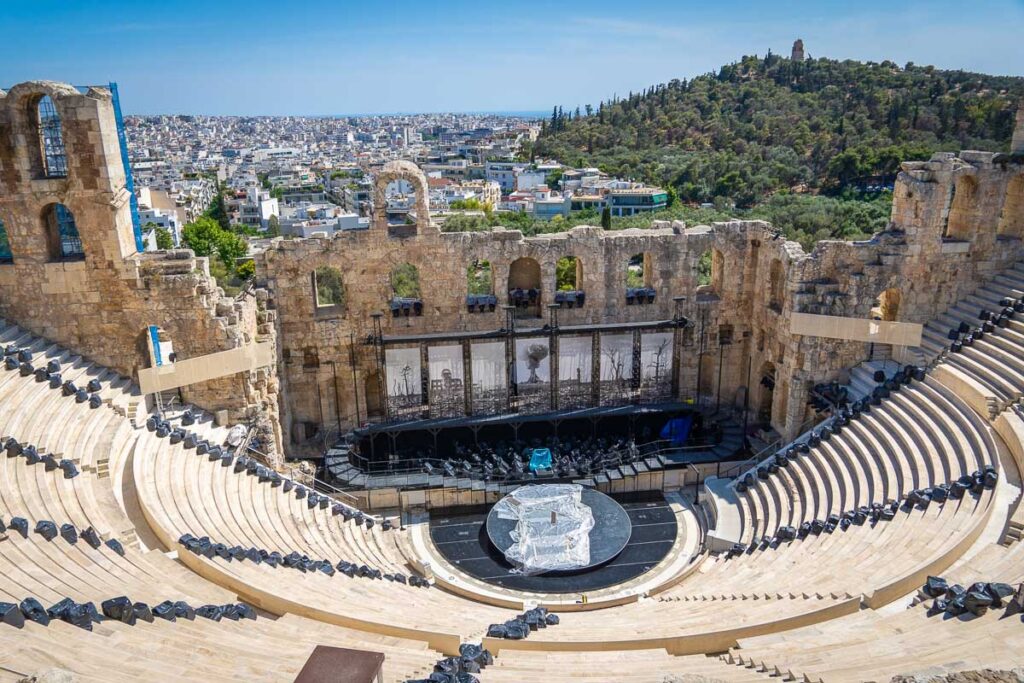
[508,257,542,318]
[757,362,776,424]
[364,372,384,420]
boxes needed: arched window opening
[43,203,84,261]
[37,96,68,179]
[625,252,654,305]
[390,263,422,317]
[554,255,584,308]
[871,288,901,322]
[697,250,712,287]
[0,216,12,263]
[313,266,345,313]
[997,175,1024,240]
[768,258,784,312]
[944,176,978,241]
[508,257,542,318]
[466,259,495,313]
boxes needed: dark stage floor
[428,491,676,593]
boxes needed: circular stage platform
[485,486,632,572]
[428,491,677,594]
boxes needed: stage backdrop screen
[428,344,465,418]
[385,347,422,419]
[471,341,507,416]
[558,335,593,409]
[640,332,674,402]
[514,337,551,414]
[599,333,633,406]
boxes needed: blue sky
[1,0,1022,115]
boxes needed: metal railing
[719,412,824,481]
[244,441,370,512]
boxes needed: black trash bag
[20,598,49,626]
[9,517,28,538]
[66,602,97,631]
[101,596,135,625]
[486,623,507,638]
[40,454,59,471]
[923,576,948,598]
[81,526,102,549]
[944,594,967,616]
[928,598,948,615]
[34,520,58,541]
[60,459,79,479]
[945,584,966,600]
[544,613,560,626]
[174,601,196,620]
[24,446,41,465]
[105,538,125,556]
[195,605,224,621]
[504,618,529,640]
[132,602,154,623]
[220,604,242,621]
[0,601,25,628]
[46,597,76,621]
[964,590,993,617]
[986,582,1015,608]
[235,603,257,620]
[153,601,177,621]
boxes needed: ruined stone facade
[0,82,281,455]
[259,134,1024,448]
[1,80,1021,461]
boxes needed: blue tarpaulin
[660,416,693,446]
[529,448,552,472]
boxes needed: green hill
[532,52,1023,208]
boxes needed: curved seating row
[0,321,442,681]
[131,419,517,653]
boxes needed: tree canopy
[536,54,1023,207]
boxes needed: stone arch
[373,160,430,238]
[625,252,652,289]
[997,175,1024,240]
[944,175,979,241]
[696,248,724,293]
[757,361,776,423]
[41,202,83,261]
[0,215,11,263]
[508,257,542,317]
[4,83,80,181]
[467,258,493,295]
[871,288,901,322]
[312,266,345,314]
[555,255,581,291]
[768,258,784,312]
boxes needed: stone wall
[259,148,1024,449]
[0,82,281,458]
[2,81,1020,460]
